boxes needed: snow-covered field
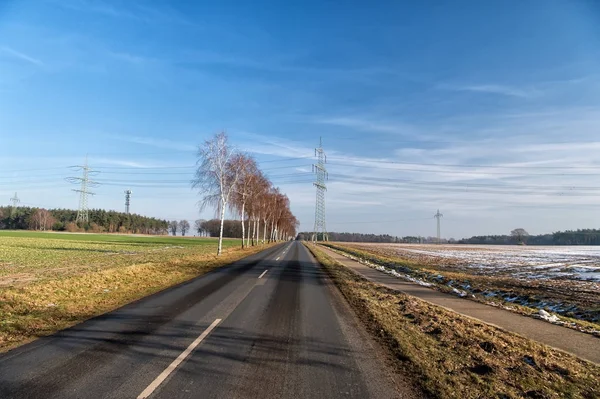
[355,244,600,282]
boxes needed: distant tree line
[296,232,455,244]
[297,228,600,246]
[460,229,600,245]
[0,206,168,235]
[167,220,191,236]
[194,219,244,238]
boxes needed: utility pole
[312,137,328,242]
[434,209,443,244]
[66,157,99,225]
[124,189,132,214]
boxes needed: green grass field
[0,231,241,283]
[0,230,257,351]
[0,230,239,245]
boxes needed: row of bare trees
[168,220,190,236]
[30,208,55,231]
[192,132,299,255]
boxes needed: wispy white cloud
[235,131,315,158]
[0,46,44,66]
[328,198,383,206]
[180,50,396,83]
[107,51,156,65]
[512,141,600,153]
[48,0,137,19]
[437,82,538,98]
[436,76,597,99]
[46,0,195,27]
[315,117,427,138]
[461,84,537,98]
[111,135,197,152]
[91,158,154,168]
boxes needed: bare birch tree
[192,132,242,255]
[30,208,55,231]
[246,172,269,246]
[231,154,259,248]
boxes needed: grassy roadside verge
[306,243,600,399]
[0,243,274,353]
[324,243,600,336]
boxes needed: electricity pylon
[124,189,132,214]
[312,137,328,242]
[10,192,20,207]
[434,209,443,244]
[66,157,99,224]
[9,192,20,216]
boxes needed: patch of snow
[335,249,433,287]
[450,287,468,297]
[374,264,434,287]
[538,309,560,323]
[372,244,600,282]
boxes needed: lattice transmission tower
[66,157,99,224]
[10,192,20,207]
[9,192,20,216]
[434,209,443,244]
[124,189,132,214]
[312,138,328,242]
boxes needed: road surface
[0,242,417,398]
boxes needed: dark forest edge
[0,206,168,234]
[0,209,261,239]
[298,229,600,245]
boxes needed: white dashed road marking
[137,318,222,399]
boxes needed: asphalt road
[0,241,416,399]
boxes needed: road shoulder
[300,242,424,399]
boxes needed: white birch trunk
[218,202,226,255]
[240,201,246,249]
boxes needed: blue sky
[2,0,600,238]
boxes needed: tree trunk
[255,218,260,246]
[263,219,268,244]
[218,202,226,255]
[249,217,255,247]
[240,201,246,249]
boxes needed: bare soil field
[325,243,600,335]
[361,244,600,281]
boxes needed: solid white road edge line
[137,318,222,399]
[258,269,268,279]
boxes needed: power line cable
[327,161,600,176]
[327,156,600,170]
